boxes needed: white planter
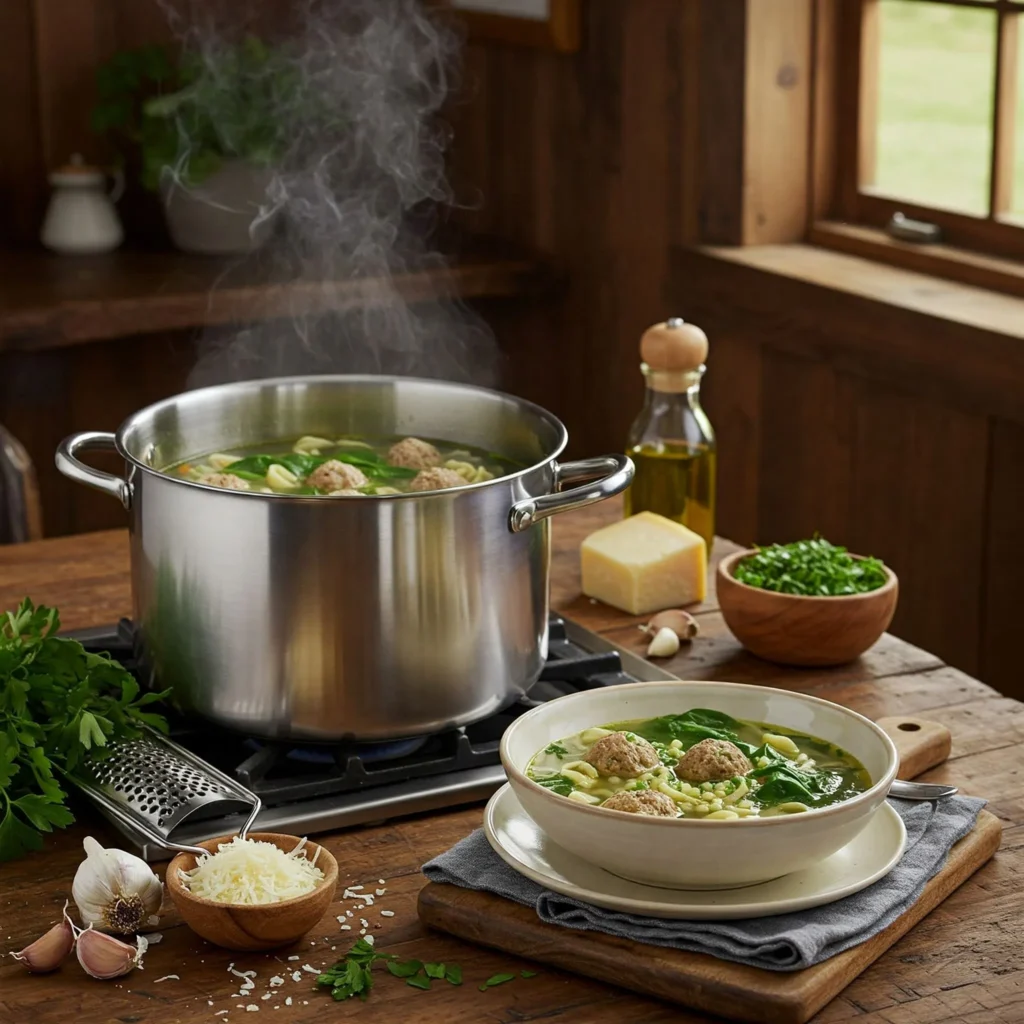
[160,160,276,255]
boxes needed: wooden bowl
[166,832,338,951]
[717,550,899,666]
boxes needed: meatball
[199,472,250,491]
[601,790,677,817]
[388,437,442,470]
[306,460,368,492]
[409,467,466,492]
[675,738,752,783]
[584,732,661,779]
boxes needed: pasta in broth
[166,434,518,496]
[527,709,871,819]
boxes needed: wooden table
[0,501,1017,1024]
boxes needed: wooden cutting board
[417,717,1002,1024]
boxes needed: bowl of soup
[500,680,898,889]
[54,375,633,741]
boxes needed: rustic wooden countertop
[0,500,1016,1024]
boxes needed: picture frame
[445,0,581,53]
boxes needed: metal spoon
[889,779,958,800]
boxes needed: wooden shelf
[0,236,558,351]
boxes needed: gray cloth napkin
[422,796,986,971]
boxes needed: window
[833,0,1024,260]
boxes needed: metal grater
[73,729,261,856]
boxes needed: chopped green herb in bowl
[717,538,898,666]
[732,538,888,597]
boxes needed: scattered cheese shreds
[180,835,324,905]
[246,1005,260,1013]
[375,888,386,896]
[380,910,395,918]
[340,924,351,931]
[146,933,164,944]
[301,964,319,974]
[378,879,386,885]
[364,934,374,946]
[285,997,293,1006]
[154,974,180,983]
[291,971,302,982]
[287,955,300,961]
[269,976,284,987]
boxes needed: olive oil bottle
[624,317,717,549]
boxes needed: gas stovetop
[66,616,678,861]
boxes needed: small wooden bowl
[717,550,899,667]
[166,832,338,951]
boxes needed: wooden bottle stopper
[640,317,708,373]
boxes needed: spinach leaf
[650,709,756,754]
[531,774,573,797]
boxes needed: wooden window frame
[819,0,1024,264]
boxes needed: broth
[527,708,871,820]
[165,434,520,496]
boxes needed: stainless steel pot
[56,376,633,741]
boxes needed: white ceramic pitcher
[40,154,124,254]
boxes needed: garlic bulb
[72,837,163,935]
[9,903,75,973]
[75,925,148,980]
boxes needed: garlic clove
[75,926,148,980]
[644,609,700,641]
[72,836,163,935]
[9,909,75,973]
[646,626,681,658]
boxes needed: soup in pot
[527,708,872,819]
[166,434,519,495]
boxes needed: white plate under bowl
[483,784,906,920]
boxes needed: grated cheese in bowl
[180,835,325,905]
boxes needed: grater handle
[239,798,262,841]
[89,785,262,858]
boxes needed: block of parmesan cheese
[580,511,707,615]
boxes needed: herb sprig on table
[733,538,888,597]
[0,598,169,861]
[317,939,538,1002]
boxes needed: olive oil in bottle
[624,317,717,550]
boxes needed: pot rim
[113,373,570,501]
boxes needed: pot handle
[55,431,132,510]
[509,454,634,533]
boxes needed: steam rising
[158,0,496,387]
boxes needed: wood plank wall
[680,246,1024,695]
[447,0,700,453]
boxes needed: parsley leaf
[385,959,423,979]
[543,742,569,756]
[479,973,517,991]
[0,598,169,862]
[318,940,462,1002]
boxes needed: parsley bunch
[734,538,888,597]
[0,598,169,861]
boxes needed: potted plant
[93,38,302,255]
